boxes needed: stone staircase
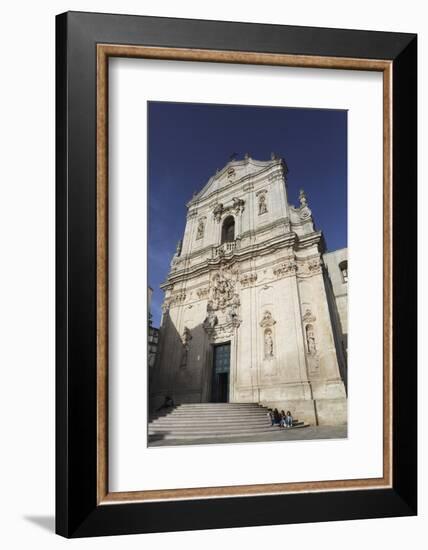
[148,403,308,442]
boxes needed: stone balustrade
[212,241,236,258]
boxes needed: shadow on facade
[149,310,213,412]
[323,267,348,392]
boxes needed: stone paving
[148,424,347,447]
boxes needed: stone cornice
[161,233,295,289]
[162,230,324,290]
[239,216,290,240]
[173,216,290,266]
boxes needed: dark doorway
[211,342,231,402]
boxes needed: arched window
[221,216,235,243]
[339,260,348,283]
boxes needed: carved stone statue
[196,219,205,240]
[299,189,307,207]
[213,203,224,222]
[306,324,317,355]
[175,239,182,256]
[258,193,268,215]
[203,301,218,329]
[264,329,274,359]
[227,293,241,326]
[212,265,235,310]
[260,310,276,328]
[180,326,192,367]
[232,197,245,215]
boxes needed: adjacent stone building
[150,155,348,426]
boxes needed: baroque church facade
[151,155,348,426]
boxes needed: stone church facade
[151,155,347,426]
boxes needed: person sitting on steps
[273,408,282,426]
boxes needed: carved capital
[168,291,186,307]
[273,260,297,279]
[297,258,322,277]
[187,209,198,219]
[240,272,258,287]
[196,287,209,299]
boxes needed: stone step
[150,411,269,419]
[174,405,267,412]
[150,417,298,426]
[174,404,263,409]
[150,423,279,431]
[149,414,270,423]
[149,424,309,440]
[149,421,305,434]
[150,421,281,428]
[148,403,306,441]
[175,403,260,411]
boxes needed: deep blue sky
[148,101,347,327]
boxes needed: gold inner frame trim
[96,44,393,504]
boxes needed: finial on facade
[244,152,250,160]
[229,152,238,161]
[271,152,278,160]
[299,189,307,207]
[176,239,182,256]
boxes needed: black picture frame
[56,11,417,538]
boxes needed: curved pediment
[188,156,285,205]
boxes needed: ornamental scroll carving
[203,262,241,335]
[212,198,245,222]
[211,262,239,311]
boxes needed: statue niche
[306,324,317,355]
[260,310,276,361]
[180,326,192,367]
[264,329,274,359]
[258,193,268,215]
[196,218,205,240]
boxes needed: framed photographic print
[56,11,417,538]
